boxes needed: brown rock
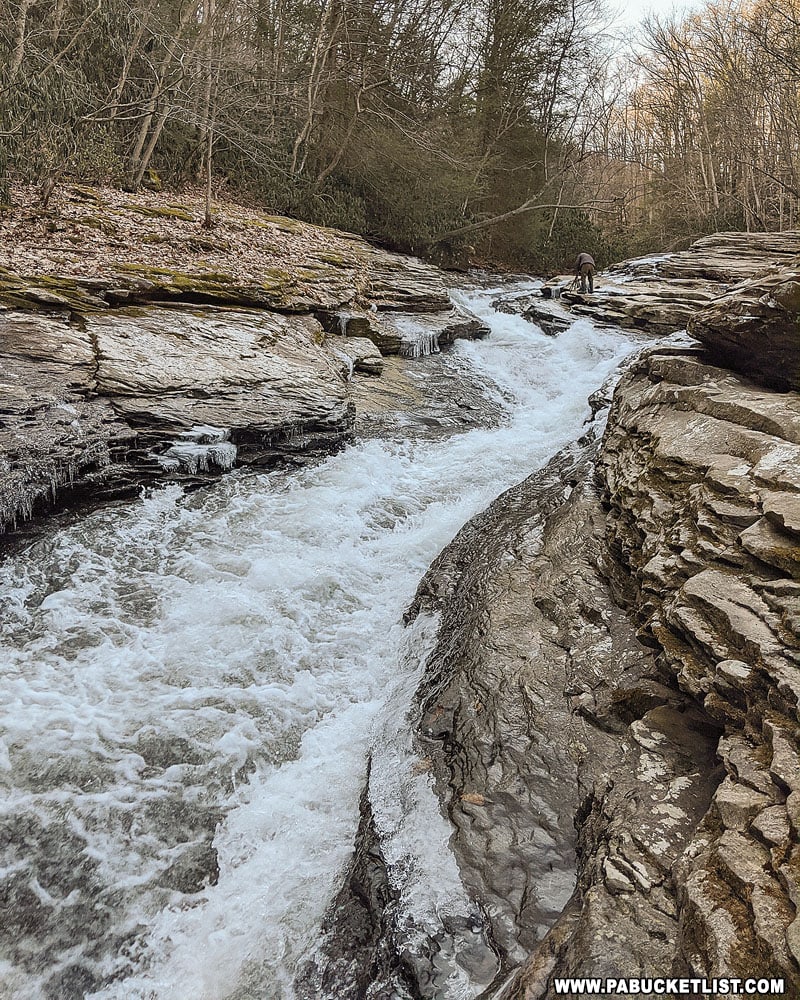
[688,262,800,390]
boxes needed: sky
[610,0,701,28]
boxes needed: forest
[1,0,799,271]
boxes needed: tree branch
[435,199,621,242]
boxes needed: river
[0,283,639,1000]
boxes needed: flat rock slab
[613,231,800,283]
[92,306,339,396]
[319,303,490,357]
[563,278,721,334]
[374,305,490,357]
[329,336,384,376]
[529,232,800,340]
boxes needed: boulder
[687,261,800,390]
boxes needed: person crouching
[574,252,596,293]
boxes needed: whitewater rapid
[0,285,639,1000]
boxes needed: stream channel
[0,281,640,1000]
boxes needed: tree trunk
[9,0,34,80]
[133,100,172,189]
[126,5,193,188]
[201,0,217,229]
[108,19,148,122]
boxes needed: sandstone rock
[534,231,800,339]
[0,305,354,533]
[93,307,352,466]
[0,312,135,532]
[751,805,790,846]
[318,302,488,357]
[374,305,490,358]
[713,778,772,831]
[22,288,73,307]
[329,336,384,376]
[687,262,800,390]
[763,492,800,535]
[491,289,573,337]
[598,346,800,989]
[564,279,719,334]
[615,231,800,283]
[361,247,449,312]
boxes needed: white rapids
[0,285,639,1000]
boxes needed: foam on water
[0,287,639,1000]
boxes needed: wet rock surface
[0,313,136,532]
[317,334,799,996]
[405,442,713,990]
[564,279,719,335]
[502,231,800,338]
[318,302,490,357]
[330,336,385,376]
[351,353,506,442]
[0,235,480,535]
[92,306,353,462]
[491,290,571,337]
[0,304,354,533]
[591,348,800,993]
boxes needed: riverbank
[317,242,800,995]
[0,186,490,538]
[2,204,799,997]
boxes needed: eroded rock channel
[1,224,798,1000]
[0,262,637,998]
[308,235,800,999]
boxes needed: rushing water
[0,284,639,1000]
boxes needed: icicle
[151,425,237,474]
[401,330,441,359]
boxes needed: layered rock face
[528,231,800,337]
[595,348,800,989]
[687,261,800,391]
[487,268,799,992]
[400,363,799,997]
[500,259,799,993]
[0,306,351,532]
[0,314,135,531]
[0,196,488,535]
